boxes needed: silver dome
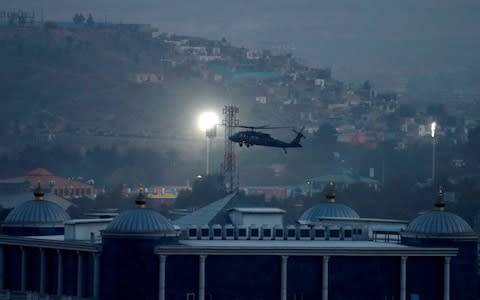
[3,200,70,226]
[405,211,474,236]
[299,203,360,223]
[104,208,176,234]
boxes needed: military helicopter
[229,125,305,153]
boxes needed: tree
[86,14,95,26]
[174,174,225,209]
[73,13,85,25]
[397,104,415,118]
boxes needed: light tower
[431,121,437,186]
[198,112,219,175]
[222,105,239,193]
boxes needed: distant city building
[242,186,291,200]
[2,168,96,199]
[304,169,381,195]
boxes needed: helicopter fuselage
[229,130,301,149]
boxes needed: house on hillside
[2,168,96,199]
[304,169,381,195]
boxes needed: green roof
[210,65,282,81]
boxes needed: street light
[198,112,219,175]
[431,121,437,186]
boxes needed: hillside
[0,25,241,155]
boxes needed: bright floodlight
[198,112,219,131]
[431,122,436,138]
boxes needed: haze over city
[0,1,480,299]
[5,0,480,89]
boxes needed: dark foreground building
[0,187,477,300]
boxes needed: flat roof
[229,207,286,214]
[0,235,101,251]
[155,239,458,257]
[317,217,408,224]
[64,218,113,225]
[179,239,407,249]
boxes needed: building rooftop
[299,203,360,223]
[404,211,475,237]
[155,239,458,257]
[104,208,176,234]
[403,188,477,239]
[228,207,286,214]
[103,189,178,236]
[2,187,70,227]
[174,193,261,228]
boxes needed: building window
[188,228,197,238]
[186,293,195,300]
[344,229,352,238]
[251,228,259,237]
[213,228,222,237]
[315,229,325,238]
[329,230,340,238]
[201,228,210,237]
[263,228,271,237]
[300,229,310,238]
[287,228,296,238]
[275,228,284,238]
[293,294,304,300]
[238,228,247,237]
[226,228,234,236]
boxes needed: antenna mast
[222,105,239,193]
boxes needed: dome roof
[298,181,359,223]
[404,187,476,238]
[104,188,177,235]
[404,211,474,236]
[104,208,176,234]
[3,185,70,227]
[3,199,70,226]
[299,203,360,222]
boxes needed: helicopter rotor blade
[234,125,293,130]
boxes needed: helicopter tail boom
[289,127,306,147]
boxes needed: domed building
[101,188,179,300]
[402,188,476,239]
[298,182,360,224]
[402,187,478,300]
[2,184,70,236]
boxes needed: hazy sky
[4,0,480,89]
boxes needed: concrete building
[2,168,96,200]
[0,185,476,300]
